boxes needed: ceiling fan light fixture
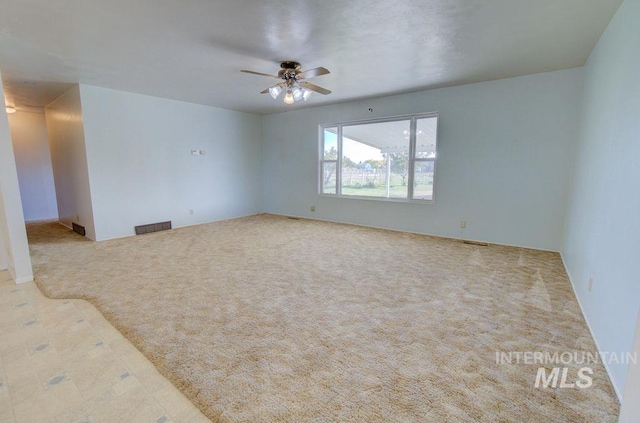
[5,106,16,114]
[283,89,294,105]
[268,85,282,99]
[292,86,304,102]
[242,61,330,105]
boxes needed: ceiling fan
[241,61,331,104]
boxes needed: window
[320,113,438,202]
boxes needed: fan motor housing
[280,61,301,70]
[278,61,301,79]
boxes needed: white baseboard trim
[265,212,559,252]
[25,217,59,223]
[14,275,34,284]
[94,211,260,242]
[3,267,33,285]
[560,252,622,401]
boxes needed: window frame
[318,112,439,203]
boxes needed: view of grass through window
[320,114,438,201]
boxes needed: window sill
[317,193,434,205]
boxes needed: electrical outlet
[588,277,593,292]
[310,206,316,212]
[189,209,194,215]
[460,220,467,229]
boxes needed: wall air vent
[135,221,172,235]
[72,222,86,236]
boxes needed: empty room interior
[0,0,639,422]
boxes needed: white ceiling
[0,0,623,115]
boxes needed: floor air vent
[135,221,172,235]
[72,222,86,236]
[463,240,489,246]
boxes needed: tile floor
[0,270,210,423]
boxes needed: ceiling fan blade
[299,81,332,95]
[241,70,280,79]
[260,82,285,94]
[298,67,330,79]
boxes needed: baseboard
[265,212,560,253]
[560,253,622,401]
[3,266,33,284]
[55,221,96,240]
[14,275,34,284]
[94,211,261,242]
[25,217,58,223]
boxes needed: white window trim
[318,112,439,204]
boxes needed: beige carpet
[28,214,619,422]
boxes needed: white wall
[8,111,58,222]
[262,68,582,251]
[45,85,97,239]
[0,74,34,283]
[561,0,640,399]
[79,85,263,241]
[0,222,7,270]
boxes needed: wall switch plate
[588,277,593,292]
[460,220,467,229]
[189,209,194,215]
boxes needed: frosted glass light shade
[292,87,303,101]
[283,89,294,104]
[268,86,282,99]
